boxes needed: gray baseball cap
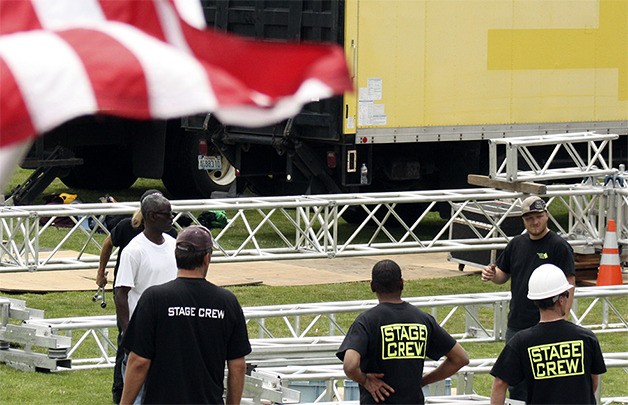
[521,196,546,216]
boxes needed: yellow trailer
[344,0,627,141]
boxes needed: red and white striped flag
[0,0,352,191]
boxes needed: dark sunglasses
[153,211,175,218]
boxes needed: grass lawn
[1,278,626,404]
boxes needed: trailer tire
[163,129,236,199]
[60,146,137,190]
[190,152,236,198]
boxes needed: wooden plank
[468,174,547,195]
[0,253,467,292]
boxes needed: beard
[526,223,548,239]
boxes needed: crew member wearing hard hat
[482,195,576,401]
[489,264,606,405]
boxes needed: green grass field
[1,280,626,404]
[1,170,626,403]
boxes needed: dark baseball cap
[176,226,214,253]
[521,196,547,216]
[140,189,163,203]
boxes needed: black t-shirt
[110,219,177,280]
[491,320,606,404]
[122,278,252,404]
[497,230,575,330]
[336,302,457,404]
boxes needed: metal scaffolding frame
[488,132,618,183]
[2,132,625,272]
[251,353,628,404]
[297,395,628,405]
[1,181,626,272]
[2,287,627,402]
[3,286,625,372]
[1,291,625,404]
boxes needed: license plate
[198,155,222,170]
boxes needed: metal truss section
[240,374,301,404]
[613,185,628,247]
[1,182,624,272]
[304,396,628,405]
[0,297,71,372]
[245,286,628,340]
[5,286,625,372]
[252,353,628,404]
[488,132,619,183]
[244,292,511,341]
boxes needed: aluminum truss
[244,286,628,340]
[3,288,626,402]
[488,132,618,183]
[251,352,628,404]
[3,286,625,371]
[1,181,625,272]
[0,296,71,372]
[2,131,626,272]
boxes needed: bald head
[141,194,169,217]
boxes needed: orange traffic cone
[597,219,624,286]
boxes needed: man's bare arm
[120,352,151,405]
[591,373,600,393]
[226,357,246,405]
[422,343,469,386]
[96,236,113,287]
[114,286,131,333]
[490,377,509,405]
[342,349,394,403]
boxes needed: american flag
[0,0,352,191]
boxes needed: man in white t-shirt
[115,193,177,404]
[115,193,177,332]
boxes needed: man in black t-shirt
[120,226,251,405]
[482,196,575,401]
[336,260,469,404]
[490,264,606,404]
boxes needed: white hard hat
[527,264,572,300]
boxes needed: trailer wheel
[60,146,137,190]
[189,152,236,198]
[163,128,236,199]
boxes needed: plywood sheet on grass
[0,252,472,292]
